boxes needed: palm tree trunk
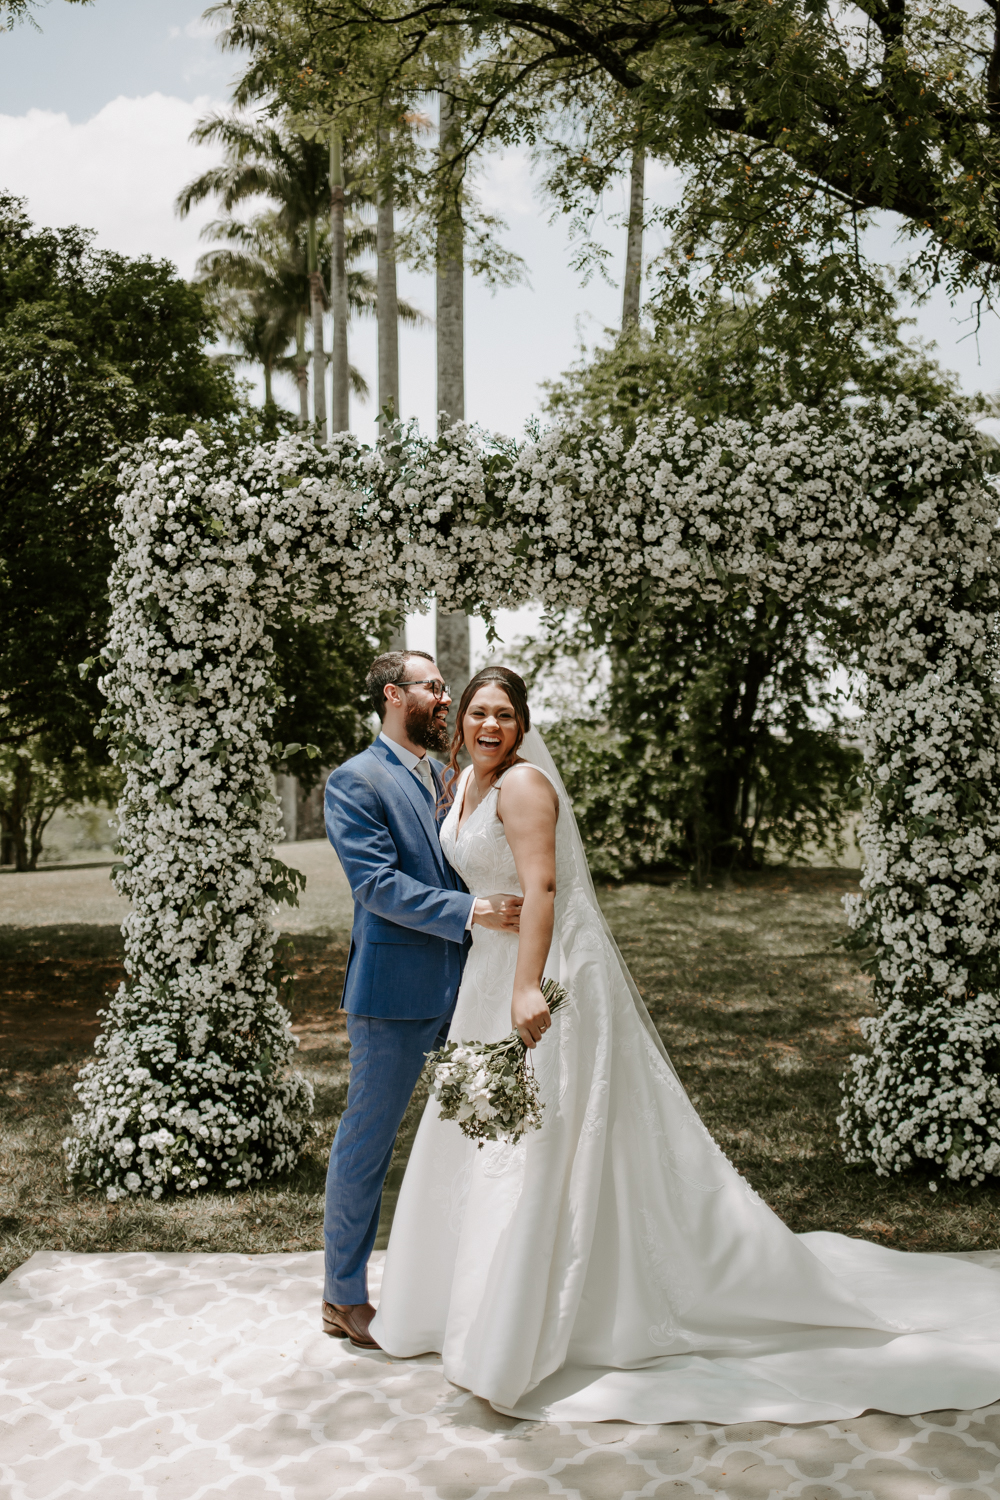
[263,360,274,408]
[295,310,309,425]
[436,607,471,735]
[330,128,350,435]
[378,129,403,646]
[436,82,470,716]
[436,88,465,430]
[376,127,400,435]
[622,147,645,329]
[307,216,328,440]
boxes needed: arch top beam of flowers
[65,399,1000,1198]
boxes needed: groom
[321,649,522,1347]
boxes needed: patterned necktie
[414,756,434,798]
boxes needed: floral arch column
[65,402,1000,1198]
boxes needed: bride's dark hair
[440,666,531,807]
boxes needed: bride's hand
[512,985,551,1049]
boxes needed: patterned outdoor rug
[2,1248,999,1499]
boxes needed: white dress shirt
[378,731,476,931]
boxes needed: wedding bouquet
[430,979,569,1148]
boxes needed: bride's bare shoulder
[495,760,559,821]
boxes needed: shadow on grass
[4,871,1000,1282]
[603,876,1000,1251]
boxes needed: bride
[369,665,1000,1424]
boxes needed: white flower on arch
[63,400,1000,1195]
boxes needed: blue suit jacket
[324,738,472,1020]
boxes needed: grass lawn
[3,868,999,1285]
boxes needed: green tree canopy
[0,195,244,762]
[526,296,971,881]
[0,738,121,872]
[269,613,392,789]
[543,293,966,437]
[224,0,1000,330]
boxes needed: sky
[0,0,646,448]
[4,0,1000,663]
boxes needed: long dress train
[369,733,1000,1424]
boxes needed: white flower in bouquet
[431,979,569,1147]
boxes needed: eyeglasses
[393,678,451,700]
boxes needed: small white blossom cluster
[834,405,1000,1182]
[65,424,510,1198]
[67,400,1000,1193]
[432,1045,521,1130]
[840,993,1000,1184]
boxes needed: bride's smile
[464,688,520,772]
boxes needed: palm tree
[375,123,400,436]
[177,117,333,436]
[329,127,351,434]
[436,86,465,432]
[435,78,471,709]
[196,213,304,413]
[212,302,291,412]
[195,209,425,418]
[373,107,433,436]
[622,148,645,329]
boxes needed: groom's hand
[472,894,523,931]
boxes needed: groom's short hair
[366,650,435,720]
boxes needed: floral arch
[65,400,1000,1198]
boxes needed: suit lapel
[369,740,447,876]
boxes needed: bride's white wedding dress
[369,731,1000,1424]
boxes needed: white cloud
[171,15,223,42]
[0,93,226,277]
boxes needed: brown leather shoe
[322,1299,380,1349]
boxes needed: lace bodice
[439,767,524,897]
[440,762,605,951]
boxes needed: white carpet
[2,1248,1000,1498]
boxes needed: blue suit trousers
[323,1005,455,1305]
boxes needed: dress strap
[495,760,561,801]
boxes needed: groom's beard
[405,699,450,754]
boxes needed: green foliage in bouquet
[431,979,568,1148]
